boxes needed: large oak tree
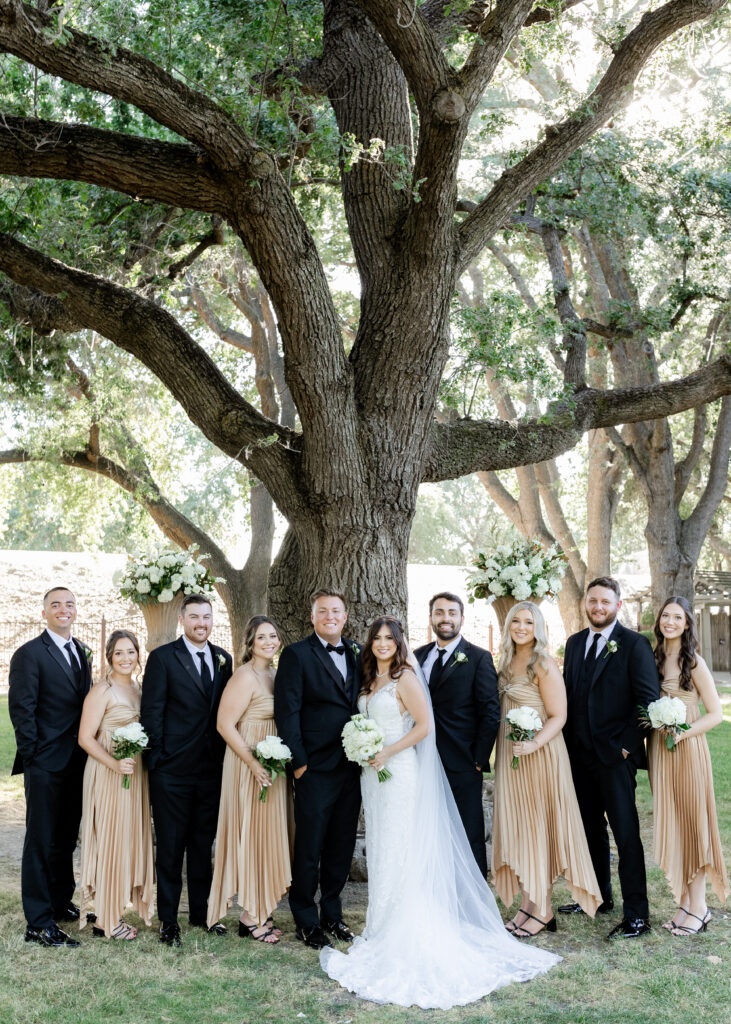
[1,0,730,638]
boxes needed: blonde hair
[497,602,549,683]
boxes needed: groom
[559,576,660,938]
[274,589,361,949]
[414,592,500,877]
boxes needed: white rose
[158,589,174,603]
[257,738,275,759]
[135,579,151,594]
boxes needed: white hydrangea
[512,581,532,601]
[488,580,506,596]
[147,567,162,584]
[135,578,151,594]
[157,589,174,603]
[342,715,385,767]
[534,578,549,598]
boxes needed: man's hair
[586,576,621,598]
[429,592,464,616]
[310,588,348,610]
[43,586,75,604]
[181,593,213,612]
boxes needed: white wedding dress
[320,677,561,1009]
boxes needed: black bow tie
[326,643,345,655]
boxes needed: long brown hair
[241,615,282,665]
[360,616,411,695]
[105,629,141,685]
[653,596,698,692]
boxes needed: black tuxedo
[274,633,361,930]
[563,621,660,919]
[141,636,232,924]
[8,632,91,928]
[414,637,499,876]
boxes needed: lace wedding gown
[321,679,560,1009]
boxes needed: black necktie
[197,651,213,697]
[429,647,446,689]
[64,641,82,687]
[585,632,601,671]
[326,643,345,655]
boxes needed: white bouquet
[342,713,392,782]
[112,721,149,789]
[467,540,567,604]
[639,697,690,751]
[505,705,543,769]
[253,735,292,802]
[117,544,225,606]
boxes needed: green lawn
[0,694,729,1024]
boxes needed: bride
[321,616,560,1009]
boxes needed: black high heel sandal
[513,911,557,939]
[239,920,280,943]
[671,910,709,936]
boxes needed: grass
[1,692,729,1024]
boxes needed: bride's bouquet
[505,706,542,769]
[253,736,292,802]
[342,714,392,782]
[112,722,149,789]
[639,697,690,751]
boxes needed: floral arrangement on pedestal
[467,540,568,629]
[118,545,223,605]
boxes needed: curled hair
[497,602,549,684]
[360,616,411,695]
[105,629,141,685]
[241,615,282,665]
[653,596,697,692]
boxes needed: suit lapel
[72,637,92,693]
[174,637,208,700]
[415,645,430,668]
[310,634,349,698]
[209,644,227,706]
[590,622,622,689]
[431,637,467,694]
[41,632,76,687]
[569,629,589,691]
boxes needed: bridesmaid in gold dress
[78,630,154,939]
[207,615,291,943]
[649,596,728,936]
[493,602,601,937]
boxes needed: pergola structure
[694,572,731,674]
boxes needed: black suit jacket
[8,632,92,775]
[140,636,232,773]
[274,633,360,772]
[563,621,660,769]
[414,637,500,773]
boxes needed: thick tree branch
[0,233,300,498]
[674,403,707,505]
[0,116,227,213]
[541,222,587,389]
[684,396,731,538]
[457,0,726,269]
[0,1,252,167]
[422,356,731,480]
[461,1,537,111]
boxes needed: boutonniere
[217,653,226,669]
[603,640,619,659]
[350,642,360,657]
[82,646,93,663]
[454,651,468,664]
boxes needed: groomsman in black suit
[274,589,361,949]
[558,576,660,938]
[8,587,92,947]
[141,593,232,947]
[414,592,500,877]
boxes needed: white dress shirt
[183,634,214,677]
[584,621,618,659]
[423,634,462,682]
[45,627,81,669]
[317,633,347,680]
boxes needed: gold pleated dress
[207,692,291,927]
[79,684,155,935]
[648,676,729,906]
[492,674,601,920]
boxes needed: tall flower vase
[140,593,184,652]
[491,596,543,633]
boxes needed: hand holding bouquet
[253,736,292,802]
[112,722,149,789]
[639,697,690,751]
[342,714,392,782]
[505,706,543,769]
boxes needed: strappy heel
[671,909,709,937]
[662,906,689,931]
[513,911,557,938]
[239,920,280,943]
[264,916,282,937]
[94,920,137,940]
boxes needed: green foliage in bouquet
[117,545,224,605]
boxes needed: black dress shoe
[190,920,227,936]
[53,902,81,922]
[322,919,355,942]
[295,925,333,949]
[159,922,182,947]
[607,917,650,939]
[25,924,80,948]
[558,899,614,915]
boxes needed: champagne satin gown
[648,675,729,906]
[492,673,601,920]
[207,692,291,927]
[79,683,155,935]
